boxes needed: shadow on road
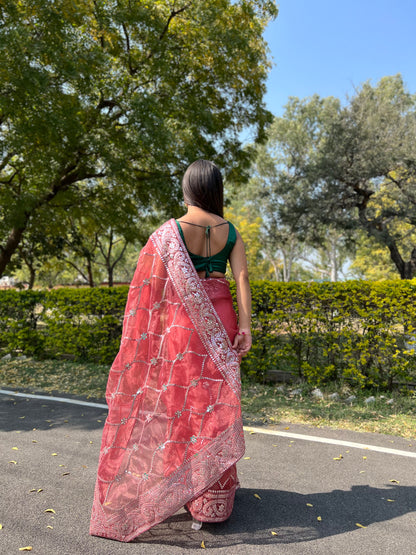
[134,485,416,549]
[0,394,107,432]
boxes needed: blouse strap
[178,220,229,229]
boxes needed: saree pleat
[90,219,245,542]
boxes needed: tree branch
[146,3,192,60]
[387,172,416,205]
[65,259,89,284]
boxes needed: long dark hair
[182,160,224,217]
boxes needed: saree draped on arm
[90,219,245,542]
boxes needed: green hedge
[2,281,416,389]
[0,287,128,364]
[235,280,416,390]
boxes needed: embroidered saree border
[91,418,244,541]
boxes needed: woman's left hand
[233,330,252,361]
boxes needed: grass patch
[241,382,416,439]
[1,358,415,439]
[0,357,108,399]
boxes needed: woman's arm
[229,230,252,358]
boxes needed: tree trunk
[87,258,95,287]
[107,265,114,287]
[359,206,416,279]
[400,248,416,279]
[329,237,338,282]
[386,241,416,279]
[28,266,36,289]
[0,226,26,278]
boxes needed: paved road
[1,391,416,554]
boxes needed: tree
[271,75,416,279]
[0,0,278,278]
[234,96,352,281]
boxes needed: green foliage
[0,0,278,277]
[3,279,416,391]
[264,75,416,279]
[41,287,128,362]
[0,289,45,355]
[0,286,128,364]
[233,280,416,389]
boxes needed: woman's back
[177,217,230,257]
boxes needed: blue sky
[264,0,416,116]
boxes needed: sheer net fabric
[90,220,245,542]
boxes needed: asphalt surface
[1,391,416,554]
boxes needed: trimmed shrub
[237,280,416,389]
[0,287,128,364]
[1,280,416,389]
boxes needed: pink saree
[90,219,245,542]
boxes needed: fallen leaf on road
[201,540,206,548]
[32,441,37,444]
[356,523,367,528]
[333,455,343,461]
[12,447,19,450]
[254,494,261,500]
[44,509,56,514]
[9,460,17,464]
[19,548,32,551]
[306,503,313,507]
[387,499,395,502]
[317,516,322,521]
[243,457,251,460]
[362,456,367,460]
[0,523,3,529]
[249,431,255,435]
[271,531,278,536]
[47,526,53,529]
[62,472,70,476]
[284,427,290,430]
[51,453,58,456]
[389,479,400,484]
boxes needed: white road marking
[244,426,416,458]
[1,389,415,458]
[0,389,107,409]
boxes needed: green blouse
[176,220,237,277]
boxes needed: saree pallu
[90,219,245,542]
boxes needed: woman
[90,160,252,542]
